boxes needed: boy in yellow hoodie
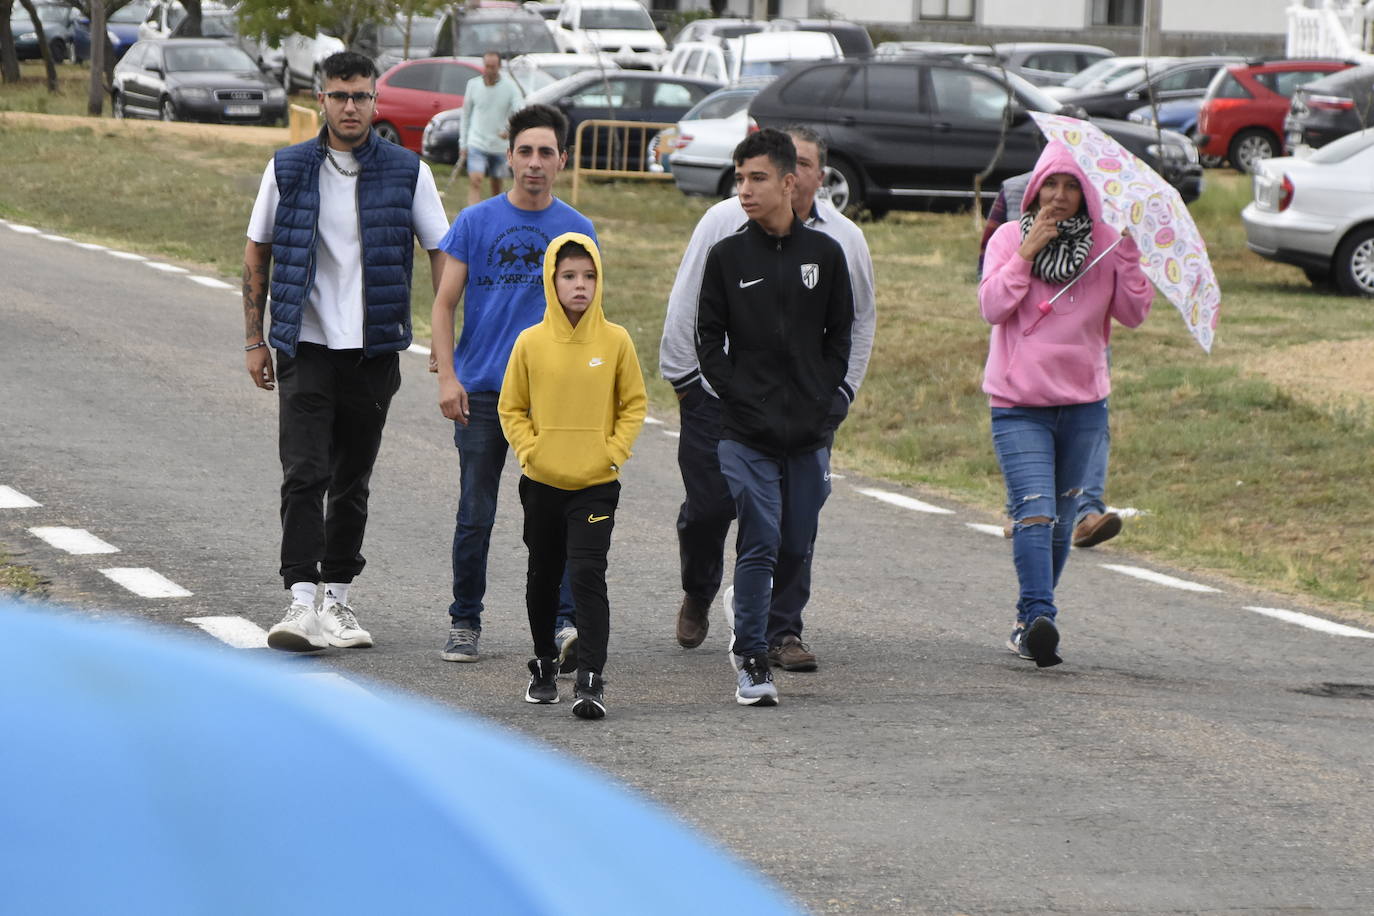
[499,233,646,718]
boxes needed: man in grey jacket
[659,124,876,671]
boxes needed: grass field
[3,71,1372,615]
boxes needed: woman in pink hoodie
[979,140,1153,668]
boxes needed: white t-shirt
[246,148,450,350]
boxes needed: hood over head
[1019,139,1102,224]
[541,232,605,342]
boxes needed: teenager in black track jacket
[695,217,854,458]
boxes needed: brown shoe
[767,634,818,672]
[1073,512,1122,549]
[676,595,711,648]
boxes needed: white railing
[1286,0,1374,64]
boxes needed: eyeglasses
[322,91,376,105]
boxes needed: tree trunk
[87,0,106,115]
[15,0,56,92]
[0,0,20,84]
[181,0,202,37]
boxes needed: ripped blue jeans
[991,400,1109,625]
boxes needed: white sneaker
[722,586,740,672]
[267,603,328,652]
[555,625,579,675]
[320,603,374,649]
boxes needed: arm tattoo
[243,245,270,343]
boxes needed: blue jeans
[991,400,1108,625]
[716,440,830,658]
[1076,421,1109,522]
[449,391,572,631]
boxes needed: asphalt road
[3,222,1374,914]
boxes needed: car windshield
[1002,69,1064,112]
[379,19,440,48]
[580,6,654,30]
[164,44,257,71]
[17,4,67,24]
[1062,57,1132,89]
[525,73,586,104]
[457,20,555,55]
[109,2,151,24]
[1308,127,1374,163]
[197,14,237,38]
[682,89,754,120]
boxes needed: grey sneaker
[320,603,373,649]
[267,603,328,652]
[735,652,778,707]
[441,626,480,662]
[525,657,559,704]
[555,625,579,674]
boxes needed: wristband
[244,341,268,352]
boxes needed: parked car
[1055,56,1241,120]
[662,40,732,85]
[506,51,619,94]
[522,69,716,168]
[668,83,763,196]
[747,57,1202,217]
[11,2,88,62]
[1241,127,1374,295]
[137,0,230,41]
[96,1,150,60]
[991,42,1115,87]
[372,56,485,150]
[724,31,841,83]
[1043,55,1175,100]
[170,10,284,84]
[553,0,666,68]
[763,18,872,59]
[433,7,557,59]
[1128,97,1223,167]
[669,17,762,48]
[872,41,987,61]
[1196,57,1352,173]
[111,38,288,124]
[1284,63,1374,154]
[282,29,345,93]
[354,14,443,75]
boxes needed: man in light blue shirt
[461,52,524,207]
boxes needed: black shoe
[572,669,606,720]
[1023,617,1062,668]
[524,657,559,704]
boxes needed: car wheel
[160,97,176,122]
[716,169,737,199]
[112,92,126,119]
[823,158,862,217]
[1229,128,1277,174]
[1334,225,1374,297]
[373,121,401,145]
[1186,130,1224,168]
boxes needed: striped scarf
[1018,210,1094,285]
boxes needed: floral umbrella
[1030,111,1221,352]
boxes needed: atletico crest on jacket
[800,263,819,289]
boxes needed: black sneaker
[1007,624,1033,660]
[524,657,559,704]
[572,669,606,720]
[1023,616,1063,668]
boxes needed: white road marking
[7,223,40,234]
[857,487,956,515]
[105,250,147,261]
[663,430,681,439]
[1100,563,1220,593]
[72,242,108,251]
[100,567,191,598]
[39,233,72,243]
[1110,506,1147,519]
[1244,606,1374,639]
[831,473,846,480]
[29,526,119,555]
[186,615,269,648]
[406,342,431,356]
[967,522,1007,537]
[0,486,41,509]
[644,416,664,426]
[143,262,189,274]
[299,671,375,699]
[189,275,234,289]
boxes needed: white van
[723,31,840,83]
[555,0,666,68]
[662,40,730,85]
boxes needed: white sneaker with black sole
[320,603,373,648]
[267,603,328,652]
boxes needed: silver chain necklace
[323,146,360,177]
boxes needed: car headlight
[173,87,212,101]
[18,31,35,42]
[1147,141,1196,165]
[435,115,461,130]
[266,87,285,102]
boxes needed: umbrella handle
[1024,236,1127,337]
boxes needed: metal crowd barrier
[570,118,676,205]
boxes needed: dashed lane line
[1245,606,1374,639]
[644,416,664,426]
[966,522,1007,537]
[189,276,234,289]
[857,487,956,516]
[100,567,192,599]
[143,262,189,274]
[0,486,41,509]
[28,526,119,555]
[5,223,40,234]
[1100,563,1220,593]
[187,615,268,648]
[72,242,107,251]
[663,430,681,439]
[406,342,431,356]
[39,233,72,243]
[104,250,146,261]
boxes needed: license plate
[224,104,260,116]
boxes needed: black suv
[747,57,1203,217]
[1054,56,1242,120]
[1285,63,1374,152]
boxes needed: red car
[1196,58,1352,173]
[372,57,484,152]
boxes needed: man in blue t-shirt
[431,103,597,664]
